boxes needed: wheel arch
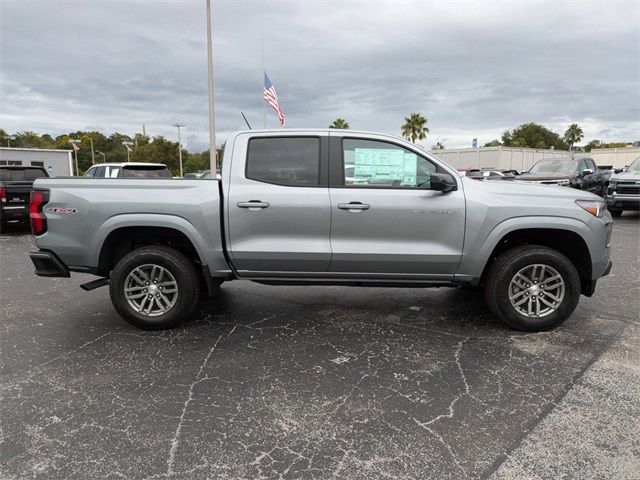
[478,224,593,294]
[94,215,208,276]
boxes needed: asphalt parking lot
[1,213,639,479]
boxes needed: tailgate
[3,182,33,206]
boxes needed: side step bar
[80,278,110,291]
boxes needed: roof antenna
[241,111,252,129]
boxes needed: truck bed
[32,178,228,275]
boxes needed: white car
[84,163,172,178]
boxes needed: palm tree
[563,123,584,150]
[401,113,429,143]
[329,118,350,129]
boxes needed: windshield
[627,157,640,173]
[528,159,576,174]
[0,168,47,181]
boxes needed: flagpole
[261,38,266,129]
[206,0,217,172]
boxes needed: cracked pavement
[1,213,639,479]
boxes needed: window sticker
[352,148,418,186]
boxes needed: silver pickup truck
[29,130,613,331]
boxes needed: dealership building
[0,147,74,176]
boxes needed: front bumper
[605,194,640,210]
[29,250,70,277]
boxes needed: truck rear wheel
[109,246,200,330]
[609,208,623,218]
[484,245,580,331]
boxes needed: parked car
[517,156,611,197]
[198,170,221,180]
[462,169,517,180]
[605,156,640,217]
[84,163,172,178]
[29,129,612,332]
[0,165,49,233]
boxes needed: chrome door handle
[237,201,270,209]
[338,202,370,211]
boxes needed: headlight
[608,181,617,191]
[557,179,571,185]
[576,200,607,218]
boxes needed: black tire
[109,246,200,330]
[484,245,580,331]
[0,220,5,235]
[609,208,623,218]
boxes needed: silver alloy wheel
[124,263,178,317]
[508,264,565,318]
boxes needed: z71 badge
[46,207,78,215]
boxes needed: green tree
[483,139,502,147]
[329,118,350,129]
[0,128,11,146]
[130,135,181,174]
[432,141,445,150]
[563,123,584,150]
[183,152,209,174]
[584,139,602,152]
[401,113,429,143]
[11,131,55,149]
[501,123,567,150]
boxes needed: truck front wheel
[484,245,580,331]
[109,246,200,330]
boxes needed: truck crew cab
[28,130,613,332]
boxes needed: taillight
[29,190,49,235]
[0,187,6,203]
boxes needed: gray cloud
[1,0,638,151]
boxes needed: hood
[610,171,640,182]
[463,176,600,201]
[516,172,572,181]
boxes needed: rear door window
[246,137,320,187]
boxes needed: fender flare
[469,216,592,277]
[92,213,209,268]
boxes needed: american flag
[263,72,286,127]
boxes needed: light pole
[172,123,185,177]
[122,141,133,162]
[69,139,80,176]
[95,150,106,162]
[206,0,216,172]
[81,135,95,165]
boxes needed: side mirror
[582,168,594,176]
[429,173,457,192]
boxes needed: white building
[430,145,640,171]
[0,147,74,176]
[429,146,571,171]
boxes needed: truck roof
[88,162,168,168]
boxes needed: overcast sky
[1,0,638,151]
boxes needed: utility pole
[95,150,106,162]
[69,139,80,175]
[206,0,217,172]
[122,141,133,162]
[81,135,95,165]
[172,123,185,177]
[262,38,266,129]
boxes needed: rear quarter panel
[33,178,228,275]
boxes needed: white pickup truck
[29,130,613,331]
